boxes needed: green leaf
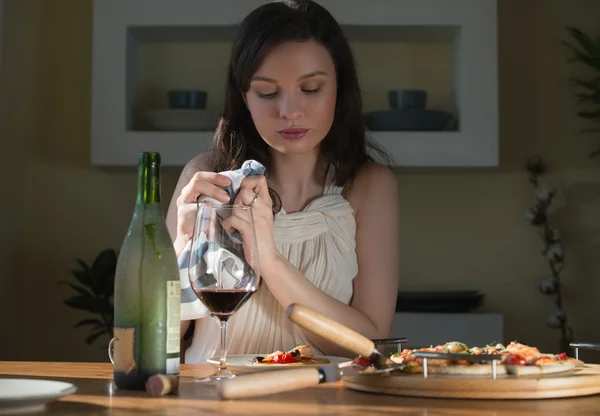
[570,77,600,91]
[577,110,600,119]
[565,43,600,71]
[76,259,91,272]
[563,29,600,72]
[92,249,117,276]
[58,281,92,297]
[566,26,600,58]
[575,92,600,104]
[71,269,93,289]
[564,40,598,63]
[96,272,115,300]
[82,322,110,333]
[73,318,104,329]
[94,322,109,330]
[85,329,109,345]
[64,295,112,315]
[64,294,96,309]
[579,128,600,134]
[91,249,117,298]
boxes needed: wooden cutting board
[342,364,600,399]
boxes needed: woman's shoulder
[177,152,214,181]
[344,161,398,216]
[185,152,213,172]
[169,153,215,197]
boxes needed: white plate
[208,354,350,374]
[0,378,77,414]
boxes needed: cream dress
[184,175,358,364]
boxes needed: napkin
[179,160,265,321]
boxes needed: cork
[145,374,179,397]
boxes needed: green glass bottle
[113,152,181,390]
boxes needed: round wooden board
[342,364,600,399]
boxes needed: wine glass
[187,203,261,383]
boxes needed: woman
[166,0,400,363]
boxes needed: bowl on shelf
[146,109,219,131]
[395,290,485,313]
[168,90,208,109]
[388,89,427,110]
[364,108,455,131]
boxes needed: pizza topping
[390,349,424,365]
[292,344,314,359]
[483,343,506,354]
[469,347,484,355]
[272,353,295,364]
[352,356,373,368]
[556,352,567,361]
[390,355,402,364]
[252,345,317,365]
[403,360,421,367]
[502,352,527,366]
[259,350,284,363]
[504,342,542,364]
[534,357,557,366]
[444,341,469,353]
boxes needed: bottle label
[113,327,137,374]
[166,281,181,355]
[166,357,180,375]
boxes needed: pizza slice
[384,340,584,377]
[252,345,330,366]
[384,341,471,372]
[498,341,584,368]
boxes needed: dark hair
[209,0,391,188]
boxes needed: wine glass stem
[219,320,228,372]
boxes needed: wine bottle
[113,152,181,390]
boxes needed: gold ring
[246,193,259,207]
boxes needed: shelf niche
[91,0,498,167]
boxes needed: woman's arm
[166,153,212,257]
[166,153,211,336]
[262,162,400,357]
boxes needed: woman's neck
[268,150,328,212]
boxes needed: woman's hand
[223,175,280,274]
[174,171,232,251]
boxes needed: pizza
[355,341,584,377]
[252,344,330,366]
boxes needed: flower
[546,310,566,329]
[546,243,565,263]
[525,206,546,226]
[525,156,574,348]
[538,276,559,295]
[526,157,546,175]
[535,183,557,204]
[548,227,562,242]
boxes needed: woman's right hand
[174,171,232,249]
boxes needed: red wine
[194,289,255,320]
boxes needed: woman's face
[244,40,337,156]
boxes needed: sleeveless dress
[184,173,359,364]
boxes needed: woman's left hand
[223,175,280,274]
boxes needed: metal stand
[570,342,600,360]
[372,337,408,354]
[414,351,502,380]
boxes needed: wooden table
[2,361,600,415]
